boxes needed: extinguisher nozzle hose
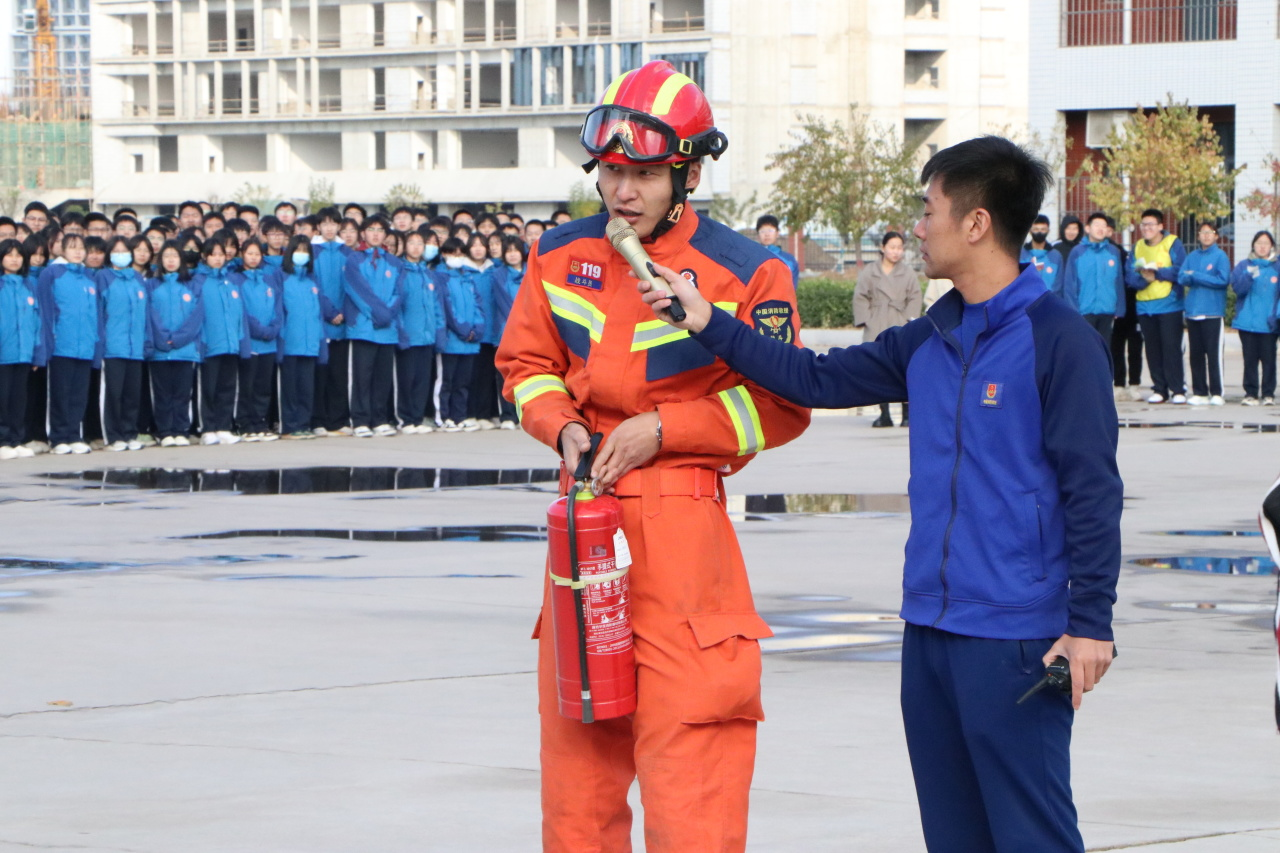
[567,482,594,723]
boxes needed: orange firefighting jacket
[496,208,810,469]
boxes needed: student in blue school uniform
[37,232,101,455]
[1054,212,1125,342]
[394,229,445,434]
[309,207,351,436]
[22,234,49,450]
[0,239,43,459]
[1178,221,1231,405]
[1231,230,1280,406]
[463,232,500,427]
[343,214,403,437]
[196,238,248,445]
[279,235,334,439]
[147,241,203,447]
[260,217,289,271]
[436,236,486,432]
[97,236,150,451]
[488,235,527,429]
[235,237,284,440]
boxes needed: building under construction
[0,0,92,210]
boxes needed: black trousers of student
[200,354,240,433]
[102,358,143,444]
[280,356,317,435]
[1110,314,1143,387]
[238,354,276,434]
[48,356,92,446]
[25,365,47,443]
[468,343,500,421]
[313,339,351,431]
[395,345,435,427]
[1186,317,1224,398]
[149,360,195,438]
[1239,330,1278,400]
[137,361,157,437]
[1138,310,1185,398]
[0,362,31,446]
[1083,314,1114,344]
[440,353,476,424]
[349,340,395,428]
[82,368,103,443]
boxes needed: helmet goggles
[580,104,727,164]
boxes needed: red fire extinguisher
[546,432,637,723]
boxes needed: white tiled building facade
[90,0,1028,217]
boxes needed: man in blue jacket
[1055,212,1125,341]
[637,136,1122,853]
[1020,213,1063,291]
[756,215,800,288]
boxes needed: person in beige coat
[854,231,923,426]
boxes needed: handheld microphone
[605,217,686,322]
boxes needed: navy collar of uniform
[927,264,1049,337]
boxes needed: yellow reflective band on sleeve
[513,373,569,418]
[718,385,765,456]
[630,303,738,351]
[651,72,694,116]
[543,281,606,343]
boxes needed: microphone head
[605,216,638,249]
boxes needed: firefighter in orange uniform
[496,61,811,852]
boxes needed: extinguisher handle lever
[574,432,604,482]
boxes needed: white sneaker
[217,431,241,445]
[1209,395,1225,406]
[353,425,374,438]
[1243,396,1260,406]
[13,445,33,457]
[461,418,482,432]
[1186,396,1208,406]
[52,443,72,454]
[399,424,418,435]
[312,427,328,437]
[173,435,190,447]
[1146,393,1165,404]
[126,440,144,451]
[0,446,15,460]
[419,422,436,433]
[70,442,91,454]
[1265,397,1276,406]
[499,420,517,430]
[107,440,129,452]
[260,432,279,442]
[89,439,105,451]
[478,418,498,431]
[442,420,462,433]
[374,423,396,437]
[1170,394,1187,405]
[336,426,354,436]
[1128,386,1146,402]
[160,436,177,447]
[201,432,220,446]
[242,432,261,442]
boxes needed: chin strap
[585,159,694,240]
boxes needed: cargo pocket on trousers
[680,612,773,724]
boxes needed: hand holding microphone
[606,217,686,322]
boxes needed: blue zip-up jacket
[1230,257,1280,334]
[1056,238,1124,317]
[343,248,404,345]
[311,238,350,341]
[148,272,203,362]
[1178,245,1230,318]
[196,263,250,358]
[763,244,800,288]
[690,265,1122,642]
[263,254,285,271]
[1019,246,1063,292]
[38,264,101,363]
[1125,235,1186,315]
[474,260,500,345]
[281,267,329,361]
[490,263,525,346]
[97,266,150,360]
[237,265,284,356]
[0,272,43,365]
[438,260,486,355]
[395,260,446,349]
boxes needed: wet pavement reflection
[41,467,560,495]
[1129,555,1278,575]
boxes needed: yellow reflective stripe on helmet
[651,72,694,116]
[601,71,633,106]
[543,281,605,343]
[718,385,764,456]
[513,374,569,418]
[630,303,738,351]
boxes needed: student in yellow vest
[1125,209,1187,404]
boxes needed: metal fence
[1061,0,1237,47]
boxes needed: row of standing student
[0,211,529,457]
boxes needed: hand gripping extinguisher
[546,433,637,723]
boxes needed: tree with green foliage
[1241,154,1280,238]
[706,191,760,230]
[232,182,276,212]
[1080,97,1242,230]
[567,181,602,220]
[307,177,336,213]
[383,183,426,212]
[767,108,921,267]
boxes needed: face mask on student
[291,252,310,267]
[423,245,439,261]
[110,252,132,269]
[445,255,466,269]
